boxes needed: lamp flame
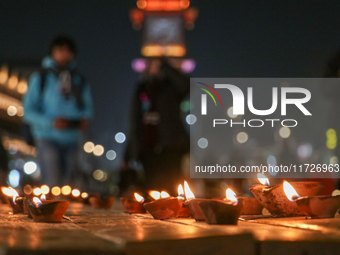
[225,188,238,205]
[1,187,19,204]
[257,173,270,186]
[283,181,300,201]
[40,194,46,200]
[184,181,195,200]
[178,184,184,197]
[32,197,42,208]
[149,190,161,200]
[160,191,170,198]
[134,192,144,203]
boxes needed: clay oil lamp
[213,187,262,215]
[284,181,340,218]
[28,197,69,223]
[88,194,115,209]
[26,194,58,219]
[199,188,243,225]
[121,192,146,213]
[249,174,324,217]
[185,181,210,221]
[143,191,183,220]
[1,187,23,214]
[177,184,190,218]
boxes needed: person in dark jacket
[22,35,93,187]
[122,58,190,194]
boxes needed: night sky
[1,0,340,170]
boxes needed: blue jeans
[37,139,78,187]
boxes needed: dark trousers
[37,139,77,187]
[140,151,185,195]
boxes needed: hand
[78,119,89,131]
[54,118,70,129]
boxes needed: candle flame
[283,181,300,201]
[149,190,161,200]
[184,181,195,200]
[1,187,19,204]
[257,173,270,186]
[178,184,184,197]
[32,197,42,208]
[40,194,46,200]
[160,191,170,198]
[134,192,144,203]
[225,188,238,205]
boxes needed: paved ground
[1,201,340,255]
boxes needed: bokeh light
[41,185,50,194]
[23,184,32,195]
[84,141,95,153]
[24,161,37,175]
[227,107,238,118]
[198,138,208,149]
[115,132,126,143]
[72,189,80,197]
[236,132,248,144]
[33,187,42,196]
[93,145,104,156]
[279,127,291,138]
[81,192,89,199]
[8,170,20,188]
[7,106,17,116]
[61,185,71,196]
[186,114,197,125]
[106,150,117,160]
[51,186,61,196]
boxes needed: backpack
[22,69,85,146]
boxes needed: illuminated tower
[129,0,198,73]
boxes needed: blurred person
[22,35,93,187]
[121,58,190,194]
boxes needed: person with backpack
[22,35,93,187]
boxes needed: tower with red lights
[129,0,198,73]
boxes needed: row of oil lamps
[0,186,116,223]
[121,175,340,224]
[1,174,340,224]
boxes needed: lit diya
[143,191,183,220]
[28,197,69,223]
[199,188,243,225]
[213,189,262,215]
[120,192,146,213]
[1,187,24,214]
[185,181,211,221]
[88,194,115,209]
[249,174,324,217]
[177,184,190,218]
[284,181,340,218]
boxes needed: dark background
[1,0,340,170]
